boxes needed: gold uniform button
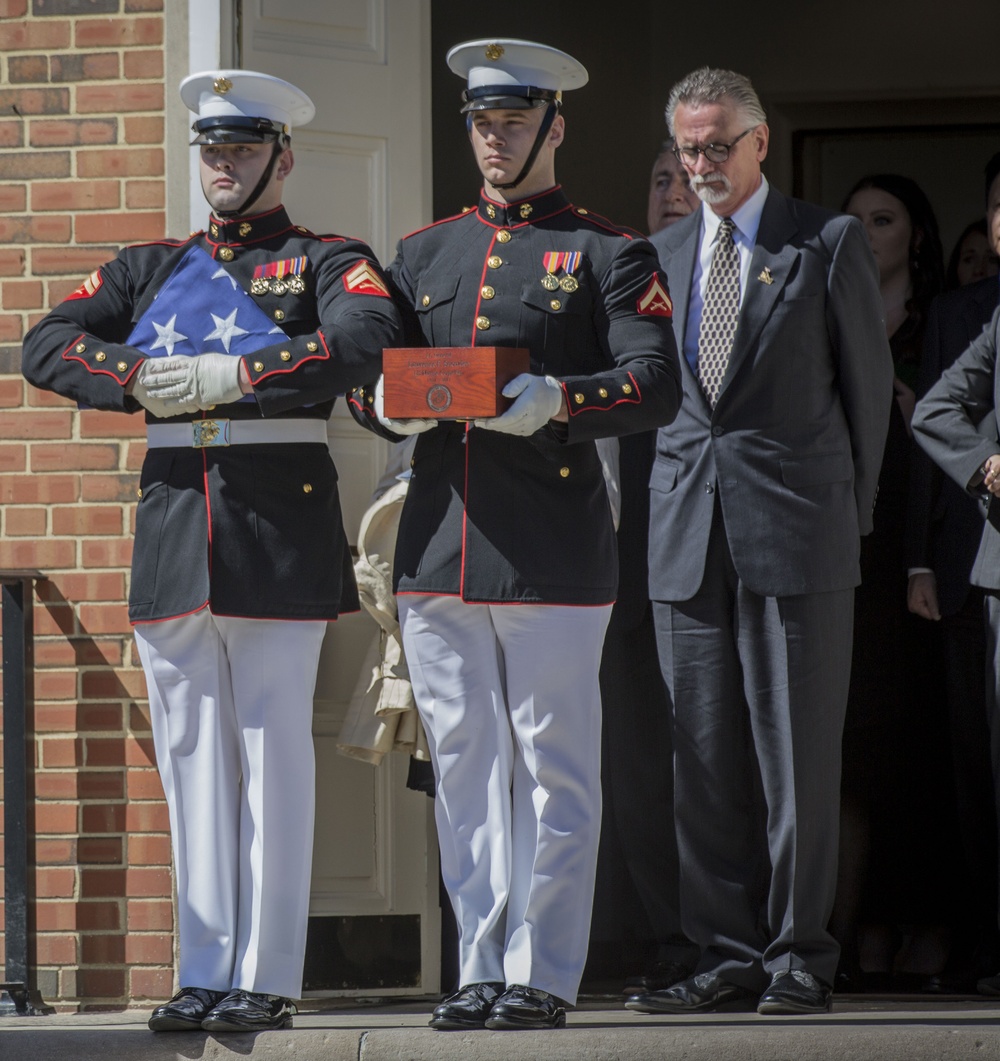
[421,294,430,306]
[486,204,496,219]
[303,483,313,494]
[95,351,106,362]
[560,466,570,478]
[574,392,585,404]
[116,361,127,372]
[280,351,292,361]
[306,341,318,352]
[550,299,561,310]
[598,387,608,398]
[487,256,502,269]
[219,247,235,262]
[75,342,86,353]
[274,309,285,321]
[496,230,511,243]
[577,208,589,215]
[622,383,633,394]
[253,361,264,372]
[210,223,219,237]
[137,488,142,499]
[476,316,490,330]
[481,285,495,299]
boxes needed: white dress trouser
[134,610,327,998]
[399,595,612,1005]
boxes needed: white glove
[141,352,244,409]
[474,374,564,436]
[131,358,200,418]
[374,375,436,436]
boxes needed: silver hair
[665,67,767,136]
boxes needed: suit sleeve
[21,251,148,412]
[825,217,894,535]
[559,237,682,443]
[912,306,1000,494]
[246,239,403,416]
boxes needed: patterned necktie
[697,217,739,408]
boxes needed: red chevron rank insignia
[637,274,672,317]
[65,269,103,301]
[343,260,390,297]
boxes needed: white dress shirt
[682,175,770,373]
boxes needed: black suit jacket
[648,187,892,601]
[906,277,999,615]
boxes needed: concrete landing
[3,995,1000,1061]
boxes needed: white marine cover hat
[446,38,588,112]
[180,69,315,144]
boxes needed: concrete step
[4,996,1000,1061]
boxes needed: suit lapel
[717,189,797,403]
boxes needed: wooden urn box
[382,346,530,419]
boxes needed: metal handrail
[1,569,54,1016]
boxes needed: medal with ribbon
[541,251,583,293]
[251,256,308,297]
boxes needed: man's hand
[140,353,245,409]
[474,374,565,436]
[907,571,941,621]
[981,453,1000,495]
[374,375,436,435]
[129,358,200,418]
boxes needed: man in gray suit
[912,302,1000,998]
[627,67,892,1016]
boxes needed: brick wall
[0,0,174,1010]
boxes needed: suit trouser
[134,610,327,998]
[652,513,853,991]
[399,594,612,1004]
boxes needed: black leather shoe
[757,970,832,1014]
[623,959,692,996]
[429,982,505,1030]
[978,973,1000,997]
[485,984,566,1029]
[201,989,295,1031]
[625,972,754,1013]
[148,986,227,1031]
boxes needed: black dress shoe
[148,986,227,1031]
[201,989,295,1031]
[623,959,692,996]
[429,982,505,1030]
[485,985,566,1029]
[757,970,832,1014]
[625,972,754,1013]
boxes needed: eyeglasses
[672,127,754,165]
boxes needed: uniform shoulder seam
[571,207,637,239]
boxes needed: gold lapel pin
[757,267,774,285]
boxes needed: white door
[194,0,439,997]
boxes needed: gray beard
[692,174,732,205]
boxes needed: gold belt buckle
[192,419,230,447]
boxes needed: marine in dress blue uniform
[350,39,682,1030]
[22,70,401,1032]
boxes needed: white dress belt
[146,418,328,449]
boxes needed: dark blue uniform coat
[350,185,682,606]
[22,205,401,622]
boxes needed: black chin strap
[488,101,559,191]
[215,140,284,218]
